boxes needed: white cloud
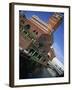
[52,42,64,64]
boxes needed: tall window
[33,30,38,35]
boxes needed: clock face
[34,34,53,53]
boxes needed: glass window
[36,32,38,35]
[33,52,38,57]
[43,59,46,62]
[29,48,35,54]
[37,55,42,59]
[33,30,36,32]
[24,24,31,30]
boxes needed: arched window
[33,30,36,32]
[24,24,31,30]
[33,30,38,35]
[43,59,46,62]
[36,32,38,35]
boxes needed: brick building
[19,12,63,67]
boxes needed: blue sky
[20,10,64,64]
